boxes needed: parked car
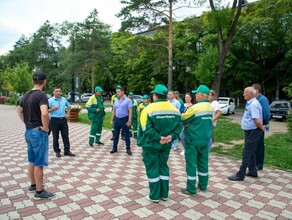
[67,92,80,102]
[80,93,93,103]
[218,97,235,115]
[270,100,291,121]
[133,95,143,105]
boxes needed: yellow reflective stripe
[90,135,95,138]
[96,133,101,136]
[198,172,208,176]
[187,176,196,180]
[159,175,169,180]
[148,177,160,183]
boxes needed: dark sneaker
[34,190,56,200]
[56,153,61,158]
[127,150,132,155]
[146,195,159,203]
[28,185,36,193]
[28,184,44,193]
[180,188,196,196]
[95,142,104,145]
[110,137,114,140]
[161,197,168,201]
[88,144,94,147]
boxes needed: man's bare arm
[16,106,24,123]
[40,104,50,132]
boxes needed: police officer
[181,85,213,196]
[128,92,138,139]
[86,86,106,147]
[138,84,182,203]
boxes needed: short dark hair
[53,86,61,91]
[116,87,125,92]
[154,93,167,99]
[252,84,262,93]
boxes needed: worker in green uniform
[138,94,150,114]
[181,85,213,196]
[128,92,138,139]
[86,86,106,147]
[137,84,182,203]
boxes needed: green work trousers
[184,144,209,194]
[131,118,138,138]
[89,120,103,144]
[142,146,171,200]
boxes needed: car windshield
[271,102,290,108]
[219,99,228,104]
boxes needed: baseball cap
[191,85,210,95]
[143,94,149,99]
[151,84,168,95]
[95,86,104,92]
[33,70,46,81]
[128,92,134,96]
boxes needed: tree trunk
[91,64,95,94]
[167,0,173,90]
[210,0,242,96]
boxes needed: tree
[2,62,32,94]
[117,0,200,90]
[206,0,244,96]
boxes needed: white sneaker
[180,150,185,156]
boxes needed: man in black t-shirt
[17,70,56,200]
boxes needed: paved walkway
[0,105,291,220]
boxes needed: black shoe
[56,153,61,158]
[256,167,263,171]
[110,150,117,154]
[96,141,104,145]
[246,172,258,178]
[228,175,244,181]
[64,151,75,156]
[127,150,132,155]
[110,137,114,140]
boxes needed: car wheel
[226,109,230,115]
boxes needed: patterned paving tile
[0,105,292,219]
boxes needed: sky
[0,0,257,56]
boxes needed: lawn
[78,111,292,171]
[212,132,292,171]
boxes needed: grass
[212,133,292,171]
[78,111,292,171]
[213,117,243,144]
[78,112,112,129]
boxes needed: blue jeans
[113,116,131,151]
[25,128,49,167]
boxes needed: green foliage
[193,46,218,85]
[6,96,18,105]
[213,117,243,143]
[212,133,292,171]
[2,62,32,94]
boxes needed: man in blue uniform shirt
[49,87,75,157]
[252,84,270,170]
[228,87,265,181]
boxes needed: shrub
[286,111,292,134]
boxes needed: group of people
[16,70,269,202]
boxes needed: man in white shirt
[168,91,181,150]
[208,90,222,151]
